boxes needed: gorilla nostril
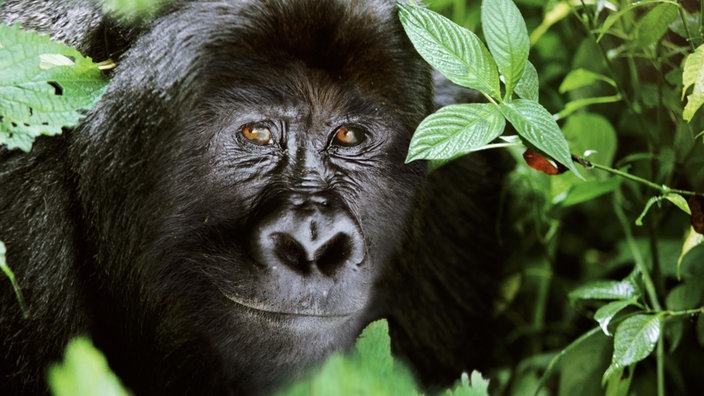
[270,233,307,271]
[315,233,353,276]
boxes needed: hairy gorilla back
[0,0,506,394]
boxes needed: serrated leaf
[559,68,616,94]
[398,4,500,98]
[604,314,662,383]
[683,44,704,122]
[499,99,581,177]
[444,371,490,396]
[515,61,538,101]
[635,3,678,48]
[406,103,505,162]
[569,279,639,301]
[481,0,529,98]
[594,298,637,336]
[0,24,107,152]
[49,338,130,396]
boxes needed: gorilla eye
[333,125,365,147]
[241,123,273,146]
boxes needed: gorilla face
[66,0,432,392]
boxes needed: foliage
[0,241,26,317]
[101,0,171,22]
[411,0,704,395]
[49,338,130,396]
[276,320,490,396]
[49,322,490,396]
[0,24,107,152]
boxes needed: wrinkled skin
[0,1,507,395]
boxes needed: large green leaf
[397,3,500,99]
[481,0,529,98]
[0,24,107,151]
[500,99,581,177]
[603,314,662,384]
[683,44,704,122]
[406,103,505,162]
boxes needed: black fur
[0,1,507,394]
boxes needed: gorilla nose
[251,203,365,276]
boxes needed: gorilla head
[23,0,432,393]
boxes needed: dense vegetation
[1,0,703,395]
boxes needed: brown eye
[333,126,365,147]
[241,124,273,146]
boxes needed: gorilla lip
[221,292,361,319]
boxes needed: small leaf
[683,44,704,122]
[49,338,130,396]
[0,241,28,318]
[594,298,637,336]
[559,68,616,94]
[398,4,500,98]
[569,279,639,301]
[677,227,704,279]
[635,3,678,48]
[406,103,505,162]
[605,314,662,382]
[500,99,582,177]
[481,0,530,98]
[515,61,539,101]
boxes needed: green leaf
[665,283,703,311]
[406,103,505,162]
[683,44,704,122]
[397,3,500,98]
[0,241,28,318]
[559,68,616,94]
[49,338,130,396]
[594,298,638,336]
[276,319,419,396]
[500,99,581,177]
[515,61,539,101]
[677,227,704,279]
[0,24,107,152]
[635,3,678,48]
[603,314,662,384]
[569,279,639,301]
[481,0,530,98]
[444,371,490,396]
[636,193,690,226]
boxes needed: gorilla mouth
[220,291,363,320]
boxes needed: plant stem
[573,156,701,196]
[613,189,663,312]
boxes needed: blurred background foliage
[424,0,704,395]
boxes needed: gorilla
[0,0,508,394]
